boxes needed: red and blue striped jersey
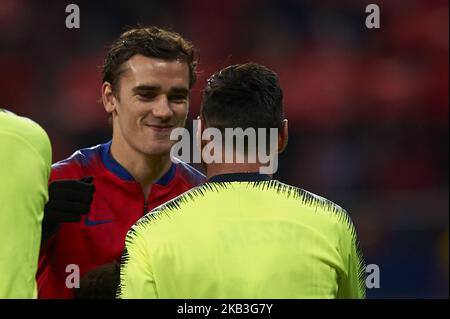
[37,141,205,298]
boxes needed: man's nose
[152,95,173,120]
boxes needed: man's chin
[141,143,173,157]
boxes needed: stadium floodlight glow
[170,120,279,174]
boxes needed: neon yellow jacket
[0,109,51,298]
[118,178,366,299]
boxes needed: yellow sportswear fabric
[118,176,366,299]
[0,109,51,298]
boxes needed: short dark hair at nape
[201,63,284,132]
[102,26,197,95]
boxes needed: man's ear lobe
[196,116,208,149]
[102,82,117,114]
[278,119,288,154]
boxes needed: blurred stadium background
[0,0,448,298]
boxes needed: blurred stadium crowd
[0,0,448,298]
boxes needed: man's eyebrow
[169,87,189,96]
[132,85,161,94]
[132,86,189,96]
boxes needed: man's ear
[278,119,288,154]
[197,116,208,149]
[102,82,118,115]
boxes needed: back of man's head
[201,63,284,132]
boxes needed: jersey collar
[100,141,176,186]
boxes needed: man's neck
[110,139,172,197]
[206,163,269,180]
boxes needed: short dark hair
[102,26,197,96]
[201,63,284,132]
[74,261,120,299]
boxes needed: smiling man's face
[107,54,190,156]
